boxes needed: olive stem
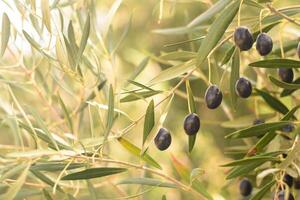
[237,0,245,27]
[266,3,300,27]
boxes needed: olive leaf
[255,88,289,115]
[143,100,155,145]
[269,75,300,89]
[230,49,239,109]
[196,0,239,66]
[249,59,300,68]
[186,80,197,152]
[118,137,162,169]
[1,13,10,57]
[61,167,127,180]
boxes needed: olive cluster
[154,113,200,151]
[239,175,300,199]
[232,26,300,198]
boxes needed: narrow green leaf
[273,39,298,56]
[249,59,300,68]
[187,0,232,27]
[128,57,149,81]
[102,0,122,37]
[118,178,177,188]
[128,80,154,91]
[143,100,155,145]
[149,59,196,84]
[23,30,41,50]
[31,169,63,192]
[0,162,30,200]
[75,15,90,67]
[164,37,204,48]
[225,121,290,139]
[170,155,212,200]
[68,21,78,54]
[31,162,85,172]
[186,80,196,113]
[281,77,300,97]
[42,189,53,200]
[162,195,167,200]
[120,90,162,103]
[269,75,300,90]
[262,7,300,25]
[196,1,239,66]
[61,167,127,180]
[118,137,162,169]
[0,163,27,182]
[280,105,300,121]
[152,26,206,36]
[104,84,114,143]
[192,180,213,200]
[244,0,264,8]
[29,108,59,150]
[230,49,239,109]
[254,131,276,152]
[63,34,76,69]
[249,180,276,200]
[159,51,197,61]
[221,156,278,167]
[1,13,10,57]
[255,88,289,115]
[112,14,132,53]
[41,0,51,32]
[19,121,72,150]
[57,93,74,133]
[77,80,106,113]
[226,162,263,179]
[221,114,274,128]
[186,80,197,152]
[220,46,235,66]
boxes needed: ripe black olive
[278,68,294,83]
[253,119,265,125]
[239,178,252,197]
[235,77,252,98]
[234,26,254,51]
[256,32,273,56]
[205,85,223,109]
[282,124,294,133]
[154,128,171,151]
[183,113,200,135]
[275,191,295,200]
[283,174,293,188]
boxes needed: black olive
[253,119,265,125]
[239,178,252,197]
[275,191,295,200]
[278,68,294,83]
[283,174,293,188]
[256,32,273,56]
[154,128,172,151]
[183,113,200,135]
[205,85,223,109]
[281,124,294,133]
[235,77,252,98]
[234,26,254,51]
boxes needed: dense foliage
[0,0,300,199]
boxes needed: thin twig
[266,3,300,27]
